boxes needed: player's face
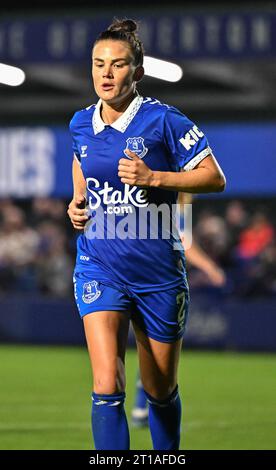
[92,40,137,105]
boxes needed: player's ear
[134,66,144,83]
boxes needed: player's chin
[97,88,117,101]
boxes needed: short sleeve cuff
[182,146,212,171]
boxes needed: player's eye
[113,63,124,68]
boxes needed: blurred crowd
[0,197,275,298]
[190,200,276,296]
[0,198,75,297]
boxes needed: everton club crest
[82,280,101,304]
[124,137,148,159]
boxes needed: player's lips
[101,83,114,90]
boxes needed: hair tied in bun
[108,19,137,34]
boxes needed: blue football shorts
[73,268,190,343]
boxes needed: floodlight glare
[0,63,26,86]
[143,56,183,82]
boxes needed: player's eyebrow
[93,58,128,63]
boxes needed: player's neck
[101,91,136,125]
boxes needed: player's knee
[93,369,126,395]
[143,380,177,401]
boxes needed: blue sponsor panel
[0,123,276,197]
[186,291,276,351]
[0,126,72,197]
[1,12,276,63]
[0,295,85,345]
[0,293,275,351]
[202,123,276,196]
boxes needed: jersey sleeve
[69,114,81,165]
[163,107,212,171]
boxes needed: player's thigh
[133,321,183,400]
[83,310,130,394]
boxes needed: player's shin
[144,385,182,450]
[91,391,130,450]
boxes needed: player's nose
[102,66,113,78]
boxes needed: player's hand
[67,195,88,230]
[118,149,154,187]
[206,266,226,287]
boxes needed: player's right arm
[67,156,88,230]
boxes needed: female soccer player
[67,18,226,450]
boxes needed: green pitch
[0,345,275,450]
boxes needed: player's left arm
[151,152,226,192]
[118,149,226,193]
[184,239,226,286]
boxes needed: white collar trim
[92,93,143,135]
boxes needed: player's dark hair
[93,18,144,67]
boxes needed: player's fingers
[72,209,88,217]
[118,165,133,174]
[119,158,140,167]
[120,177,135,185]
[118,169,135,178]
[125,149,139,159]
[118,170,134,178]
[73,220,86,225]
[68,207,88,216]
[73,223,85,230]
[72,218,87,226]
[67,208,87,222]
[118,158,133,166]
[118,164,131,172]
[71,214,88,222]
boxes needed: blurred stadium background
[0,0,276,450]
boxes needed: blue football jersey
[69,93,211,292]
